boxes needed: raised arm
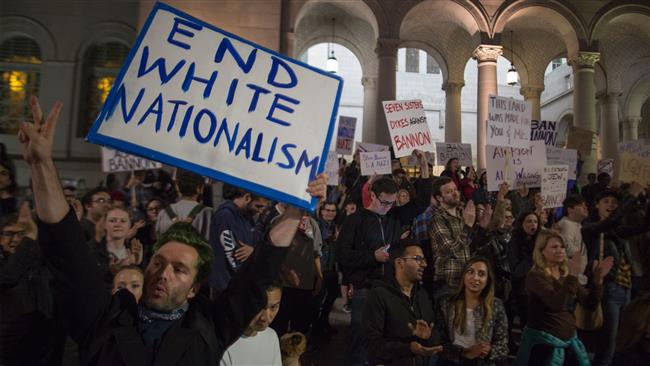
[19,96,108,342]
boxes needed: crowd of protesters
[1,97,650,366]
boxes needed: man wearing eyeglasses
[337,176,402,366]
[80,187,112,242]
[363,241,443,366]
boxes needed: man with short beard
[18,96,327,365]
[430,176,489,297]
[210,184,267,295]
[221,283,283,366]
[363,242,442,366]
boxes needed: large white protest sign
[356,142,389,153]
[546,147,578,180]
[86,3,342,211]
[325,151,339,186]
[360,150,392,176]
[487,96,532,148]
[335,116,356,155]
[101,147,163,173]
[541,165,569,209]
[382,99,434,157]
[530,120,568,147]
[486,140,547,191]
[435,143,472,166]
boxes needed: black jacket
[336,208,402,289]
[363,277,439,366]
[38,209,287,366]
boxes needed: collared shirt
[413,205,435,242]
[430,206,471,288]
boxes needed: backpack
[164,203,206,224]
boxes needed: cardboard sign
[360,150,392,176]
[435,142,472,166]
[541,165,569,208]
[101,147,163,173]
[619,151,650,186]
[382,99,434,157]
[85,3,342,211]
[486,140,547,191]
[530,120,568,147]
[566,127,596,156]
[356,142,389,153]
[546,147,578,180]
[335,116,356,155]
[325,151,339,186]
[597,159,614,176]
[487,96,532,148]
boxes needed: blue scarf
[137,302,189,348]
[514,327,591,366]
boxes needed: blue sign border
[87,1,343,211]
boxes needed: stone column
[442,80,464,143]
[569,51,600,177]
[362,75,379,143]
[520,85,544,121]
[473,45,502,170]
[622,117,640,141]
[374,38,400,146]
[598,91,621,170]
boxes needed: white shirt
[220,328,282,366]
[453,309,477,349]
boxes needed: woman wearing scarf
[515,231,613,365]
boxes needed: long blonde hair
[451,257,495,337]
[532,230,568,277]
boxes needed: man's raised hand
[18,96,63,165]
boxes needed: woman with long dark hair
[441,158,462,190]
[515,231,612,365]
[436,257,509,366]
[0,160,18,216]
[507,210,541,328]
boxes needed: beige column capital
[520,85,544,100]
[623,117,641,128]
[596,91,622,105]
[442,80,465,93]
[375,38,400,57]
[472,45,503,63]
[569,52,600,70]
[361,75,378,89]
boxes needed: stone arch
[493,1,584,60]
[295,36,374,79]
[624,75,650,120]
[590,2,650,44]
[74,21,135,61]
[294,0,379,40]
[557,111,574,129]
[0,16,57,60]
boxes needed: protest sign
[619,151,650,186]
[382,99,434,157]
[101,147,163,173]
[546,147,578,180]
[486,140,547,191]
[335,116,356,155]
[618,140,650,158]
[487,96,532,148]
[530,120,568,147]
[566,127,596,156]
[86,3,342,211]
[597,159,614,176]
[435,142,472,166]
[325,151,339,186]
[360,150,392,176]
[541,165,569,208]
[356,142,389,153]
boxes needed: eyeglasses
[401,255,426,264]
[377,198,396,207]
[92,198,112,204]
[1,230,25,239]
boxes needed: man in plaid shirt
[429,176,488,297]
